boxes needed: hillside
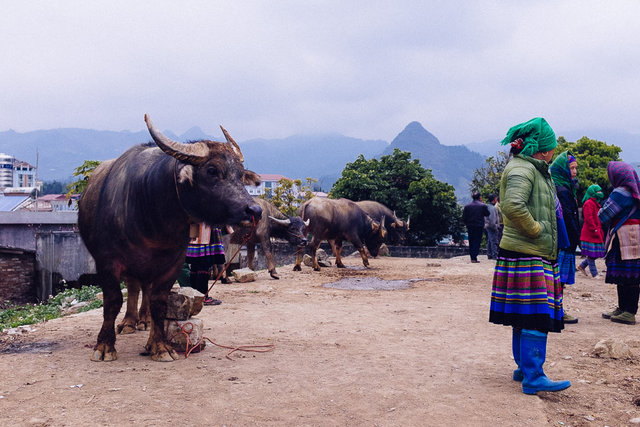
[241,134,388,190]
[382,122,485,198]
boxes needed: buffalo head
[365,215,387,257]
[269,216,310,247]
[145,114,262,226]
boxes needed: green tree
[408,175,463,245]
[66,160,101,197]
[331,149,427,220]
[553,136,622,200]
[263,177,317,216]
[469,151,508,198]
[331,148,461,245]
[41,180,68,195]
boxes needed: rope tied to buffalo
[172,214,274,360]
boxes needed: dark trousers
[486,228,499,259]
[467,226,484,261]
[617,284,640,314]
[187,255,212,295]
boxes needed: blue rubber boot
[520,329,571,395]
[512,328,523,382]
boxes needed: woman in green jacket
[489,117,571,395]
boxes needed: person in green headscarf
[550,151,580,324]
[489,117,571,395]
[578,184,606,278]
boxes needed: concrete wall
[0,211,95,302]
[246,241,479,271]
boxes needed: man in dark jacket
[462,192,490,263]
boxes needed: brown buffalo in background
[294,197,386,271]
[230,197,309,279]
[356,200,409,245]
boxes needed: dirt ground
[2,254,640,426]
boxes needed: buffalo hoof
[117,324,137,335]
[117,318,138,334]
[146,340,179,362]
[313,266,321,271]
[136,320,150,331]
[336,263,346,269]
[90,343,117,362]
[293,265,301,272]
[269,270,280,280]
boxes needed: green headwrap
[500,117,557,158]
[582,184,604,204]
[550,151,578,198]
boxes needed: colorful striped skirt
[557,250,576,285]
[186,243,225,257]
[580,241,605,259]
[489,248,564,333]
[605,237,640,286]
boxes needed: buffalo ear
[371,220,380,233]
[243,170,261,186]
[177,165,195,185]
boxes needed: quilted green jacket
[499,155,558,260]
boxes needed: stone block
[232,268,257,283]
[166,287,204,320]
[593,338,633,359]
[164,317,206,353]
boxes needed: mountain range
[2,123,638,199]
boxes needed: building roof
[38,194,70,202]
[259,174,291,182]
[0,195,30,212]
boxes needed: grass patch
[1,285,103,331]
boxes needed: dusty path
[1,255,639,426]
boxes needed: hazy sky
[2,1,640,145]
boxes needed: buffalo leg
[309,237,322,271]
[117,279,140,334]
[331,240,346,268]
[91,270,123,362]
[246,243,256,270]
[137,283,151,330]
[358,247,370,267]
[293,246,305,271]
[144,279,179,362]
[261,238,279,279]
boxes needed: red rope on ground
[169,319,275,360]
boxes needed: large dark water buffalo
[230,197,308,279]
[294,197,386,271]
[78,115,262,362]
[355,200,409,245]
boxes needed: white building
[246,174,298,197]
[0,153,38,191]
[0,153,13,189]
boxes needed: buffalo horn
[269,216,291,226]
[406,215,410,230]
[220,125,244,162]
[144,114,210,164]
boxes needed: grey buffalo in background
[78,114,262,362]
[294,197,386,271]
[230,197,309,279]
[356,200,409,245]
